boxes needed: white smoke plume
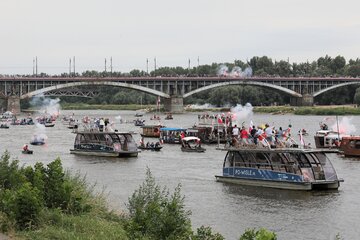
[186,103,217,109]
[229,66,253,77]
[217,65,229,76]
[30,94,61,117]
[330,116,356,135]
[230,103,254,125]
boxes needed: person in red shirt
[240,126,249,145]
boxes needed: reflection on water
[1,110,360,240]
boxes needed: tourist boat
[140,125,164,138]
[70,131,139,157]
[215,146,343,190]
[159,127,186,144]
[339,136,360,157]
[181,136,206,152]
[314,130,341,148]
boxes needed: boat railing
[229,162,303,174]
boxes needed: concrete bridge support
[6,96,21,114]
[163,96,183,113]
[290,94,314,106]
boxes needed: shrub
[192,226,225,240]
[126,168,192,239]
[240,228,277,240]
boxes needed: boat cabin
[160,127,186,144]
[188,125,231,144]
[340,136,360,157]
[71,131,138,157]
[140,125,164,138]
[216,147,342,190]
[314,130,341,148]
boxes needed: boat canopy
[160,127,186,132]
[183,136,200,142]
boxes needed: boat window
[269,153,282,171]
[279,153,300,174]
[110,134,120,143]
[254,152,270,169]
[75,134,83,145]
[313,152,337,181]
[225,152,234,167]
[119,135,125,145]
[296,153,311,168]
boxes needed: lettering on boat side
[235,169,256,176]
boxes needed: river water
[1,110,359,240]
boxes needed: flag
[299,130,305,147]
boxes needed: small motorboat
[138,145,162,151]
[0,124,9,129]
[134,119,145,126]
[181,137,206,152]
[45,122,55,127]
[22,149,33,154]
[30,135,45,145]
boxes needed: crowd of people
[229,123,297,148]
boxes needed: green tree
[126,168,192,240]
[45,158,66,209]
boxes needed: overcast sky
[0,0,359,75]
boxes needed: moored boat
[339,136,360,157]
[215,146,343,190]
[70,131,139,157]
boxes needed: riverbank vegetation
[0,152,277,239]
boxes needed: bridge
[1,76,360,113]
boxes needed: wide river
[1,110,359,240]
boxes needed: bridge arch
[313,81,360,97]
[20,81,171,99]
[183,80,302,98]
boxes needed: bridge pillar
[163,96,183,113]
[301,94,314,106]
[6,96,21,114]
[290,94,314,106]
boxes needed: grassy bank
[60,103,154,111]
[254,105,360,115]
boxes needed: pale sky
[0,0,359,75]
